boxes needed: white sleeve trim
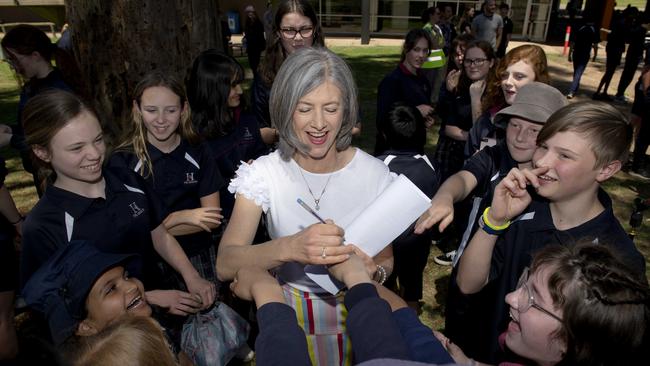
[228,161,270,212]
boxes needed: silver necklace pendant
[314,199,320,210]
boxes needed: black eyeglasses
[516,268,563,322]
[463,58,488,67]
[279,26,314,39]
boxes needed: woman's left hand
[185,274,216,309]
[433,331,473,365]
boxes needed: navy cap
[22,241,139,345]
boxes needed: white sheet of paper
[305,174,432,294]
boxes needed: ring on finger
[321,246,327,259]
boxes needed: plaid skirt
[158,244,220,293]
[282,284,353,366]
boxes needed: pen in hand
[297,198,327,224]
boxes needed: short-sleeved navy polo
[21,168,165,288]
[473,188,645,362]
[109,140,225,255]
[204,111,268,218]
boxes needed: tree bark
[65,0,224,136]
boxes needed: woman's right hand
[145,289,203,316]
[286,220,354,265]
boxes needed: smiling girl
[435,40,495,181]
[466,45,549,157]
[376,29,435,155]
[442,243,649,365]
[186,50,268,223]
[110,72,225,307]
[20,89,216,316]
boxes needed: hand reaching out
[146,289,203,316]
[184,274,216,310]
[230,267,284,307]
[180,207,223,231]
[414,193,454,234]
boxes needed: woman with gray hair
[217,47,394,365]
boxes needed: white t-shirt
[229,148,395,292]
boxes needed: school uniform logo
[242,127,254,142]
[184,172,198,185]
[128,202,145,218]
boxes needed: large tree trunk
[65,0,224,136]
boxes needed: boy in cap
[415,82,567,356]
[455,101,645,363]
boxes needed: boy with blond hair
[455,101,645,363]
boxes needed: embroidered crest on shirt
[128,202,145,218]
[184,172,198,185]
[243,127,254,141]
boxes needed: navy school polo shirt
[108,140,225,256]
[203,111,269,219]
[20,167,165,289]
[465,188,645,363]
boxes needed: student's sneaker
[630,167,650,180]
[434,250,456,266]
[566,92,574,99]
[614,95,628,103]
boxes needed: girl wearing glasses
[252,0,325,145]
[0,25,83,194]
[434,40,495,182]
[466,45,550,158]
[438,242,649,365]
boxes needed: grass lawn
[1,44,649,333]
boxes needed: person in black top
[455,102,645,363]
[434,40,495,181]
[376,103,440,312]
[416,82,567,358]
[614,7,645,102]
[186,50,269,221]
[496,3,512,58]
[566,16,599,98]
[109,72,225,304]
[243,5,266,75]
[593,9,628,100]
[375,29,435,155]
[1,24,82,194]
[0,157,21,362]
[20,89,217,316]
[252,0,326,145]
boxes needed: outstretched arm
[415,170,478,234]
[456,167,546,294]
[163,193,223,236]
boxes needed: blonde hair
[117,72,197,178]
[72,316,177,366]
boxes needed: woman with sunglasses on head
[251,0,325,145]
[438,242,649,366]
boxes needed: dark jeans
[569,60,588,94]
[616,53,642,97]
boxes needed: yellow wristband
[483,207,510,231]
